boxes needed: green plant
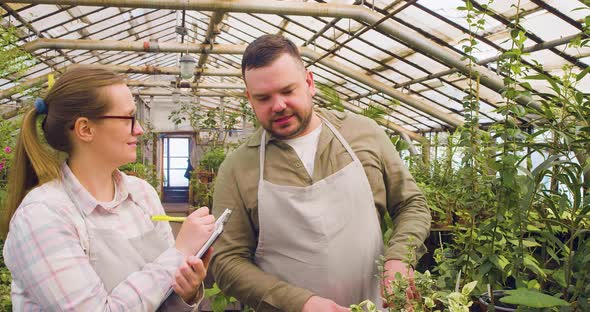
[352,263,477,312]
[219,110,241,147]
[204,283,238,312]
[350,300,379,312]
[190,147,226,207]
[0,20,34,80]
[168,98,204,131]
[486,2,589,308]
[190,172,214,207]
[461,2,590,309]
[387,133,410,153]
[360,104,390,121]
[363,1,590,310]
[118,162,159,190]
[350,274,440,312]
[316,82,400,124]
[240,99,258,128]
[410,133,458,229]
[200,147,226,174]
[350,236,478,312]
[201,108,219,130]
[315,82,346,112]
[518,156,589,297]
[451,0,508,292]
[0,118,18,211]
[135,121,157,163]
[0,240,12,311]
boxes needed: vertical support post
[422,141,431,165]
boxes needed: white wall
[149,96,194,132]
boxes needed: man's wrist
[385,258,415,270]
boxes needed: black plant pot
[478,290,518,312]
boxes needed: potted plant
[351,243,479,312]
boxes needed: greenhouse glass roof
[1,0,588,135]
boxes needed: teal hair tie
[34,98,48,114]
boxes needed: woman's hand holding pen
[174,207,215,257]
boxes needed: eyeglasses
[97,115,137,133]
[69,114,138,133]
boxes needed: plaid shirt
[3,163,195,311]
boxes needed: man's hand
[302,296,349,312]
[381,259,418,309]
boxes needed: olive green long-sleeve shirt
[211,108,431,312]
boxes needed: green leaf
[360,104,389,120]
[577,66,590,81]
[489,254,509,270]
[212,296,229,312]
[462,281,478,296]
[523,255,546,278]
[524,73,549,80]
[205,285,222,298]
[552,268,567,288]
[425,297,435,309]
[395,138,410,152]
[204,288,219,298]
[531,155,560,179]
[526,224,542,232]
[500,289,569,308]
[508,239,541,248]
[316,82,345,112]
[527,279,540,290]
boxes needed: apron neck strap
[259,113,360,181]
[259,130,267,182]
[316,115,358,161]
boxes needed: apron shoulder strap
[69,203,90,255]
[60,181,91,255]
[316,114,360,163]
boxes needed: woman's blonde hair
[1,66,124,238]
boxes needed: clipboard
[195,208,232,258]
[158,208,232,307]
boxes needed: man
[211,34,431,312]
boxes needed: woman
[2,66,214,311]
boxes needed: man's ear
[245,91,258,118]
[71,117,95,143]
[306,70,316,97]
[246,89,252,103]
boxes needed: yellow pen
[151,215,186,223]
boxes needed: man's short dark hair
[241,34,303,78]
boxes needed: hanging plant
[0,21,34,80]
[240,99,259,128]
[360,104,391,121]
[315,82,346,112]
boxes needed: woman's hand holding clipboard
[157,208,232,308]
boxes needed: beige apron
[254,116,383,306]
[85,220,168,293]
[69,190,186,311]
